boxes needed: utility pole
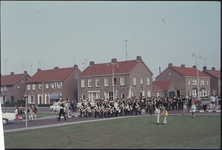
[124,40,128,61]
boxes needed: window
[32,84,36,90]
[207,81,209,85]
[88,79,92,87]
[9,86,12,90]
[140,79,143,84]
[57,82,62,89]
[104,78,109,86]
[39,84,41,89]
[192,90,197,97]
[1,87,3,91]
[95,79,100,87]
[188,80,190,85]
[192,80,197,85]
[120,77,125,85]
[169,72,171,76]
[147,78,150,85]
[81,80,85,88]
[200,80,204,85]
[113,78,116,86]
[82,94,85,100]
[121,93,125,99]
[157,92,160,97]
[51,82,56,89]
[147,91,151,97]
[133,77,136,85]
[17,86,20,89]
[88,91,100,101]
[46,84,49,89]
[4,86,7,91]
[27,85,30,90]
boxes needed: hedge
[37,104,53,107]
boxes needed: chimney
[212,67,215,70]
[193,65,196,69]
[37,68,41,72]
[181,64,185,68]
[10,72,14,76]
[159,67,161,74]
[136,56,142,61]
[24,71,27,74]
[90,61,94,66]
[74,64,78,69]
[203,66,207,71]
[168,63,173,67]
[54,66,59,70]
[111,58,117,64]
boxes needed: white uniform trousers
[156,114,160,123]
[163,116,167,124]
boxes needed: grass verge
[4,115,221,149]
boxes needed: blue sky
[1,1,221,80]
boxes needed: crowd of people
[14,104,38,122]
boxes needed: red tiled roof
[1,74,26,85]
[153,81,171,91]
[204,70,221,79]
[172,66,209,77]
[26,67,75,83]
[78,60,140,77]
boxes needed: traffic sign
[24,90,28,98]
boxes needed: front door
[169,91,175,99]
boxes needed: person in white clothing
[191,102,196,118]
[210,95,216,109]
[155,106,161,125]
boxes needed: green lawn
[4,115,221,149]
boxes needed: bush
[3,99,25,107]
[37,104,53,107]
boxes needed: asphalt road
[3,107,220,133]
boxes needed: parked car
[50,102,60,111]
[2,110,16,125]
[192,97,201,105]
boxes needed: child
[183,102,188,115]
[154,106,161,125]
[209,102,213,114]
[161,107,168,125]
[191,102,196,118]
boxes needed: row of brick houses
[1,56,221,105]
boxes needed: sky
[1,1,221,80]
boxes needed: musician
[58,100,66,121]
[163,96,168,111]
[178,96,182,110]
[172,95,177,111]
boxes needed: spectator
[203,102,207,114]
[210,95,216,109]
[140,100,146,116]
[209,102,214,114]
[183,102,188,115]
[191,102,196,118]
[74,100,77,112]
[148,101,153,115]
[19,105,23,119]
[28,106,33,121]
[14,106,19,122]
[34,105,38,118]
[71,100,74,113]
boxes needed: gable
[1,74,29,86]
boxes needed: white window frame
[133,77,136,85]
[17,85,20,89]
[57,82,62,89]
[207,81,209,85]
[88,79,92,87]
[27,85,30,90]
[46,84,49,89]
[32,84,36,90]
[112,78,117,86]
[192,80,197,85]
[200,80,204,85]
[1,87,3,91]
[51,82,56,89]
[95,79,100,87]
[140,79,143,85]
[45,93,50,104]
[169,72,171,76]
[104,78,109,86]
[4,86,7,91]
[120,77,125,85]
[147,91,151,97]
[39,84,41,90]
[81,80,85,88]
[147,78,150,85]
[188,80,190,85]
[157,92,160,97]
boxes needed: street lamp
[108,60,118,100]
[192,53,201,109]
